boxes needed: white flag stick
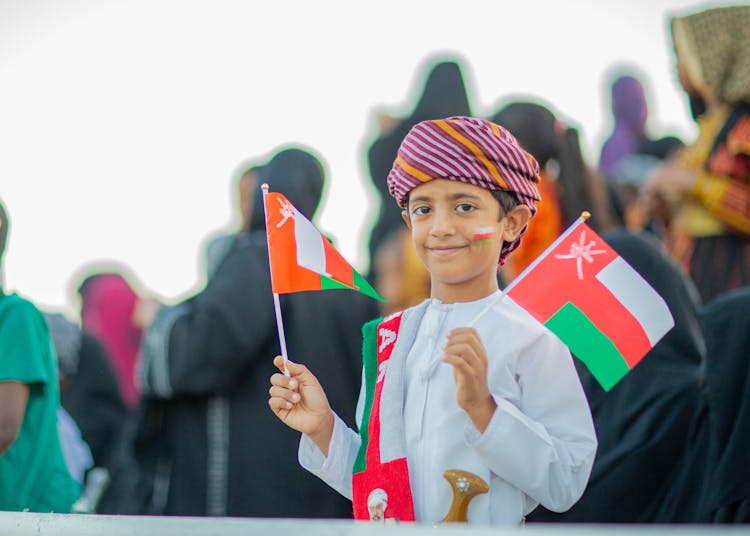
[261,184,290,377]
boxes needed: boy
[269,117,597,525]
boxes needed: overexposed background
[0,0,726,318]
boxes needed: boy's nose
[429,209,455,236]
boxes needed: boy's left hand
[442,327,497,433]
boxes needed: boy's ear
[501,205,532,242]
[401,210,411,229]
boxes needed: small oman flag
[506,217,674,391]
[263,191,384,301]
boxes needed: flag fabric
[263,191,384,301]
[505,218,674,391]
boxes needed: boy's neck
[430,278,499,304]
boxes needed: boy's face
[402,179,530,303]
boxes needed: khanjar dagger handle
[440,469,489,523]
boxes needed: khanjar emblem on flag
[263,191,383,300]
[506,217,674,391]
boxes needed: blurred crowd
[0,3,748,524]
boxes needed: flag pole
[261,183,290,377]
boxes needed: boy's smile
[402,179,530,303]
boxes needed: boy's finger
[269,385,301,404]
[269,372,292,388]
[268,396,293,412]
[273,355,285,370]
[273,355,307,377]
[446,330,482,352]
[441,353,472,375]
[443,342,482,368]
[446,331,485,362]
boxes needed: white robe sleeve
[298,367,366,500]
[464,330,597,513]
[298,412,361,500]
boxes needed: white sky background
[0,0,729,319]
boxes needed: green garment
[0,293,81,512]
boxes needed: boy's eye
[412,205,431,216]
[456,203,476,214]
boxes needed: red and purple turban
[386,116,542,264]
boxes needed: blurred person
[527,229,704,523]
[529,229,750,524]
[365,57,472,280]
[0,198,81,512]
[44,312,95,485]
[204,160,261,280]
[55,405,94,486]
[598,73,653,182]
[692,287,750,522]
[372,227,430,316]
[607,135,685,232]
[136,146,379,517]
[77,270,144,411]
[44,311,126,475]
[45,310,141,514]
[490,100,615,282]
[643,5,750,302]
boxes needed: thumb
[273,355,306,377]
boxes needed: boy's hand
[442,327,497,433]
[268,356,335,456]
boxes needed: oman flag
[263,190,383,301]
[506,217,674,391]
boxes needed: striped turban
[387,116,542,264]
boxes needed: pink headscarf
[79,273,142,409]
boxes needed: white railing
[0,512,747,536]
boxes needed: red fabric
[507,222,652,368]
[352,313,415,522]
[264,192,323,293]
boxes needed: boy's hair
[387,116,541,264]
[492,190,520,217]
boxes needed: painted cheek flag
[505,214,674,391]
[263,189,383,300]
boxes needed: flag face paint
[264,191,383,301]
[506,220,674,391]
[472,226,495,245]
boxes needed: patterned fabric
[387,116,541,263]
[352,313,416,522]
[671,6,750,105]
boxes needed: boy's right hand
[268,356,334,456]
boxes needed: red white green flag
[505,216,674,391]
[263,190,384,301]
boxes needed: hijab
[249,147,325,233]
